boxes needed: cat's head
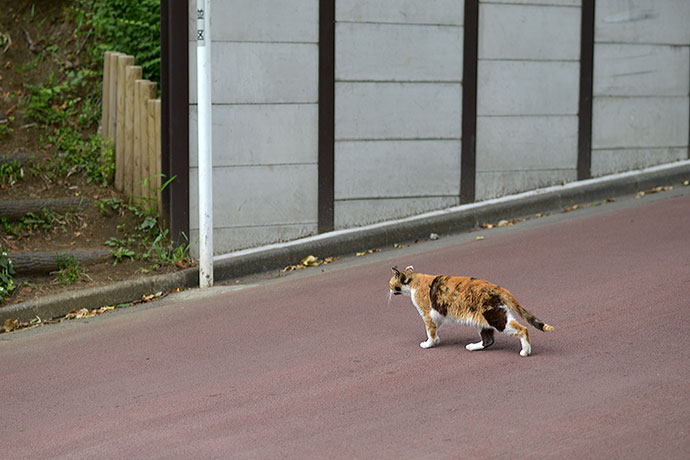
[389,265,415,295]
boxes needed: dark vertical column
[318,0,335,233]
[461,0,479,204]
[160,0,190,244]
[578,0,595,180]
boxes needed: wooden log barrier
[0,198,92,220]
[9,249,113,274]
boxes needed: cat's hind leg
[504,319,531,357]
[466,327,495,351]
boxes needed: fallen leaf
[356,249,381,257]
[429,233,440,240]
[3,318,17,332]
[301,255,322,267]
[281,264,300,272]
[476,236,485,241]
[497,220,509,227]
[683,180,689,186]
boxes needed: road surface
[2,188,690,459]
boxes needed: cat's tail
[502,294,554,332]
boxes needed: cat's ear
[392,266,400,275]
[404,265,414,272]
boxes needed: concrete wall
[187,0,689,255]
[591,0,690,176]
[187,1,319,253]
[475,0,582,200]
[333,0,464,228]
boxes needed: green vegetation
[0,159,24,188]
[98,198,191,269]
[4,0,186,288]
[54,254,84,285]
[0,116,14,140]
[80,0,161,84]
[0,248,17,300]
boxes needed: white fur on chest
[408,288,424,316]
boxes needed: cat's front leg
[420,314,440,348]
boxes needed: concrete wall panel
[479,3,580,60]
[189,104,318,167]
[476,116,578,171]
[592,96,689,149]
[476,169,577,200]
[335,82,462,140]
[188,0,318,42]
[334,197,460,229]
[189,43,318,104]
[190,224,317,254]
[336,23,462,82]
[189,165,317,229]
[481,0,580,5]
[336,0,463,25]
[477,61,580,116]
[334,140,460,199]
[592,147,688,177]
[596,0,690,45]
[594,44,689,97]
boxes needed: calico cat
[389,266,553,356]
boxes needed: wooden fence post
[133,80,144,198]
[101,51,113,143]
[107,52,121,149]
[114,54,134,192]
[139,81,157,199]
[103,51,163,206]
[124,65,142,198]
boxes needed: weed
[94,197,123,216]
[111,246,135,264]
[53,254,84,285]
[0,247,17,300]
[0,159,24,188]
[0,116,14,140]
[21,211,54,233]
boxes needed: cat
[389,266,553,356]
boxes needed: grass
[53,254,84,285]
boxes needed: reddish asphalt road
[2,191,690,459]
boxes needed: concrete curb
[2,160,689,323]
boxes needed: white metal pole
[197,0,213,288]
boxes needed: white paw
[520,349,531,357]
[420,338,438,349]
[465,342,484,351]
